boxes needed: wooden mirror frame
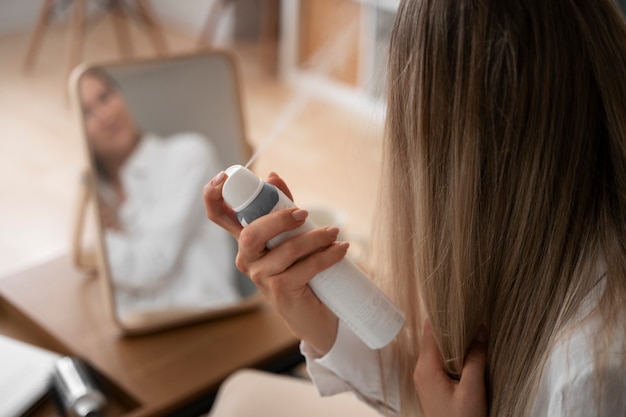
[68,50,262,335]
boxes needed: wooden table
[0,256,300,416]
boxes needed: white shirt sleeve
[300,320,400,415]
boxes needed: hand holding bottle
[203,170,343,354]
[205,165,404,351]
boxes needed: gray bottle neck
[236,183,279,226]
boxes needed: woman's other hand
[99,201,121,230]
[414,320,488,417]
[203,171,345,354]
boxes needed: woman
[204,0,626,415]
[80,69,241,318]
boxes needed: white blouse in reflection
[98,132,240,318]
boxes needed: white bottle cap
[223,165,264,212]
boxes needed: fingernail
[476,325,488,343]
[337,241,350,251]
[210,171,226,186]
[326,226,340,238]
[268,171,279,178]
[292,209,308,221]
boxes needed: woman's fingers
[266,172,294,201]
[414,320,451,392]
[235,208,308,270]
[413,320,488,417]
[257,240,349,308]
[279,240,349,288]
[203,171,243,237]
[457,327,488,407]
[245,226,341,279]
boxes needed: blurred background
[2,0,625,278]
[0,0,400,278]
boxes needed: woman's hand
[203,171,346,354]
[99,201,121,230]
[414,320,488,417]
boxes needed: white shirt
[301,276,626,416]
[100,132,241,318]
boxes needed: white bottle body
[222,165,405,349]
[267,190,405,349]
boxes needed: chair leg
[197,0,225,48]
[260,0,279,76]
[67,0,86,76]
[23,0,56,72]
[111,0,134,58]
[135,0,168,56]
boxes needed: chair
[197,0,279,75]
[22,0,168,75]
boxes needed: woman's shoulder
[533,309,626,416]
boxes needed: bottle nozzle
[222,165,264,212]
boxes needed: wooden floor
[0,18,384,278]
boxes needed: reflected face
[79,73,139,161]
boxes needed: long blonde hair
[375,0,626,415]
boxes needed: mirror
[70,51,261,334]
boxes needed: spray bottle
[221,165,405,349]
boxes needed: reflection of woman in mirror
[79,69,241,317]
